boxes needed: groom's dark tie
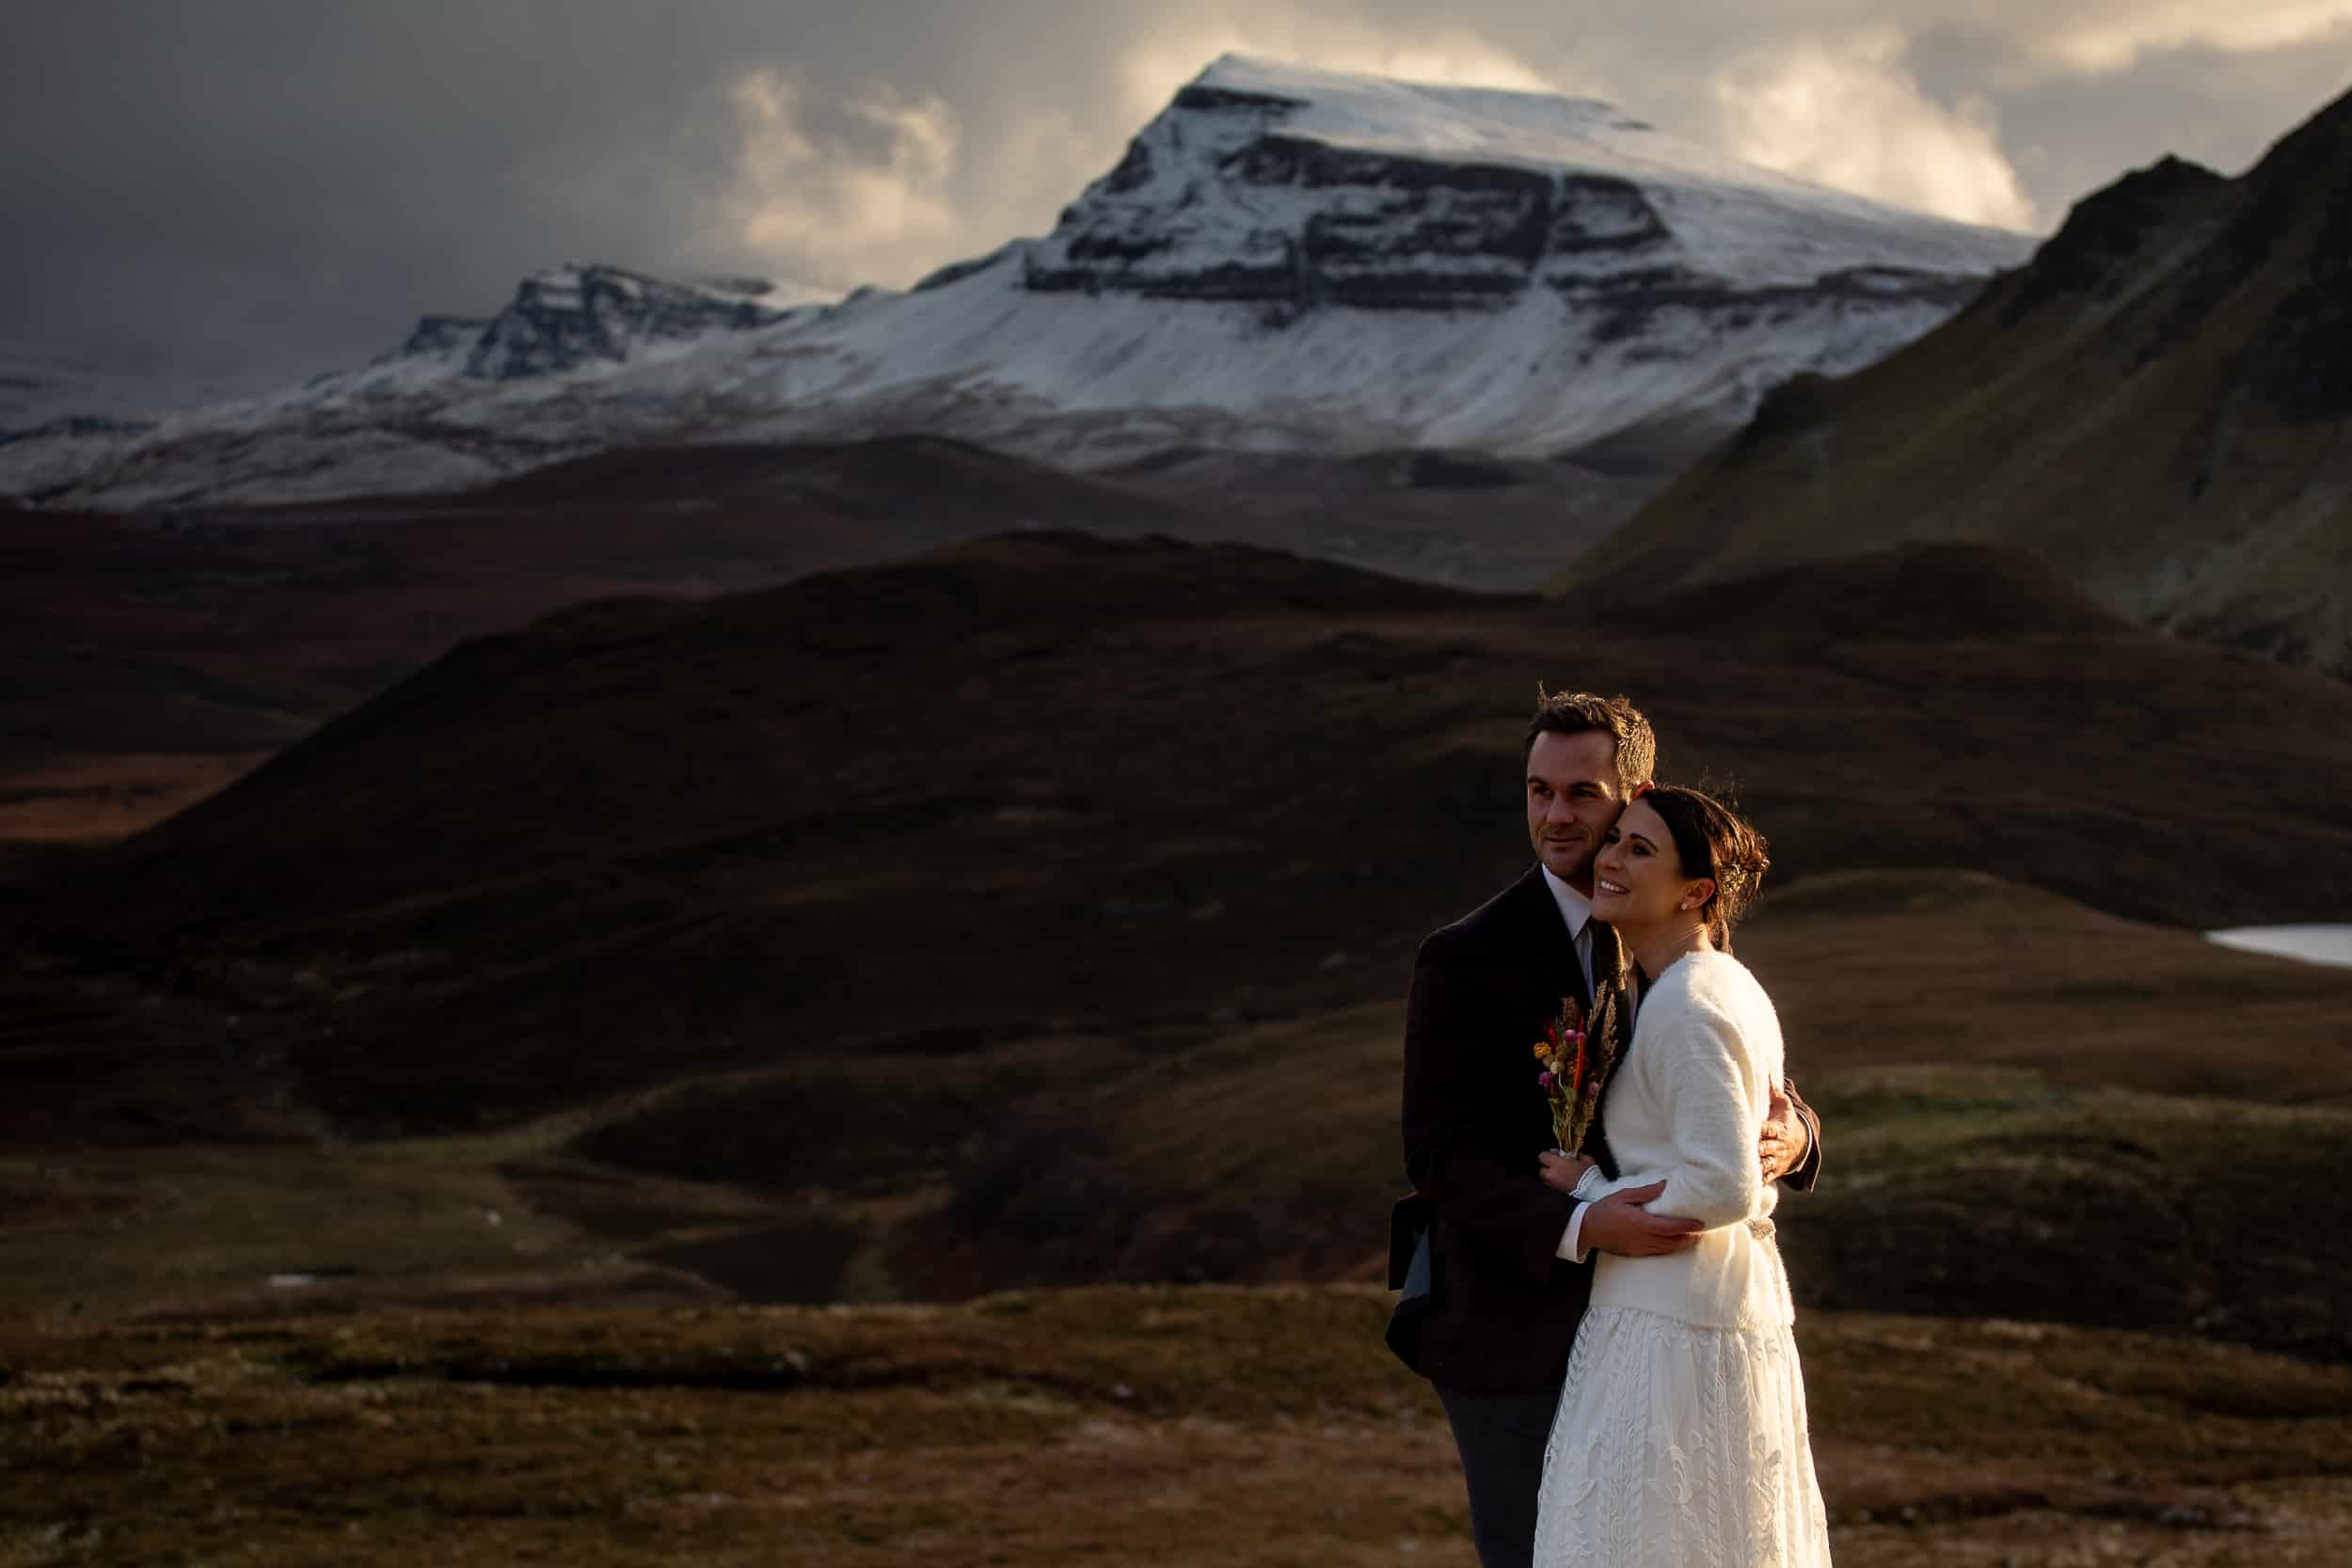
[1561,924,1594,1014]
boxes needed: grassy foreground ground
[4,1285,2349,1568]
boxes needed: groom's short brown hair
[1524,690,1656,798]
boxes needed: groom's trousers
[1434,1376,1564,1568]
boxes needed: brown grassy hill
[1555,83,2352,675]
[27,531,2352,1144]
[7,1289,2351,1568]
[11,532,2352,1408]
[0,439,1193,769]
[0,433,1662,859]
[0,437,1216,891]
[10,863,2352,1357]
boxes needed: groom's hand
[1759,1082,1809,1182]
[1537,1150,1596,1195]
[1581,1181,1700,1258]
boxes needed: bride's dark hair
[1639,785,1770,951]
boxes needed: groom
[1392,690,1821,1568]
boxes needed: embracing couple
[1390,691,1833,1568]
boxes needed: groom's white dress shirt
[1540,865,1598,1265]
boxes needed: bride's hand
[1538,1150,1595,1195]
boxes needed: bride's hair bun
[1640,784,1770,949]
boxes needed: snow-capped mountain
[0,267,821,444]
[291,265,834,400]
[3,55,2037,510]
[0,266,837,505]
[445,265,821,382]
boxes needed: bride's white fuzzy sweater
[1575,948,1796,1329]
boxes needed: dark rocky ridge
[396,314,495,359]
[1998,154,2228,324]
[385,265,797,383]
[2226,87,2352,421]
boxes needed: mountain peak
[1186,51,1624,119]
[2246,79,2352,188]
[2002,153,2226,318]
[371,263,836,385]
[1155,53,2027,245]
[1026,51,2029,325]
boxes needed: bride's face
[1590,799,1708,927]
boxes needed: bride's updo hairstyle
[1640,785,1771,952]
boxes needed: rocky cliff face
[1023,84,1597,309]
[1021,70,1990,327]
[373,267,798,382]
[2203,94,2352,424]
[393,314,495,363]
[458,266,792,381]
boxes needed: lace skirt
[1531,1306,1833,1568]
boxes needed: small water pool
[2204,925,2352,971]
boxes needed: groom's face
[1525,729,1627,891]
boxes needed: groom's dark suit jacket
[1397,865,1822,1393]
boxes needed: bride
[1530,785,1831,1567]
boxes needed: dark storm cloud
[7,2,802,383]
[4,2,2346,397]
[1904,18,2352,212]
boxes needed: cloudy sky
[6,1,2347,396]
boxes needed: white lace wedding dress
[1531,950,1832,1567]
